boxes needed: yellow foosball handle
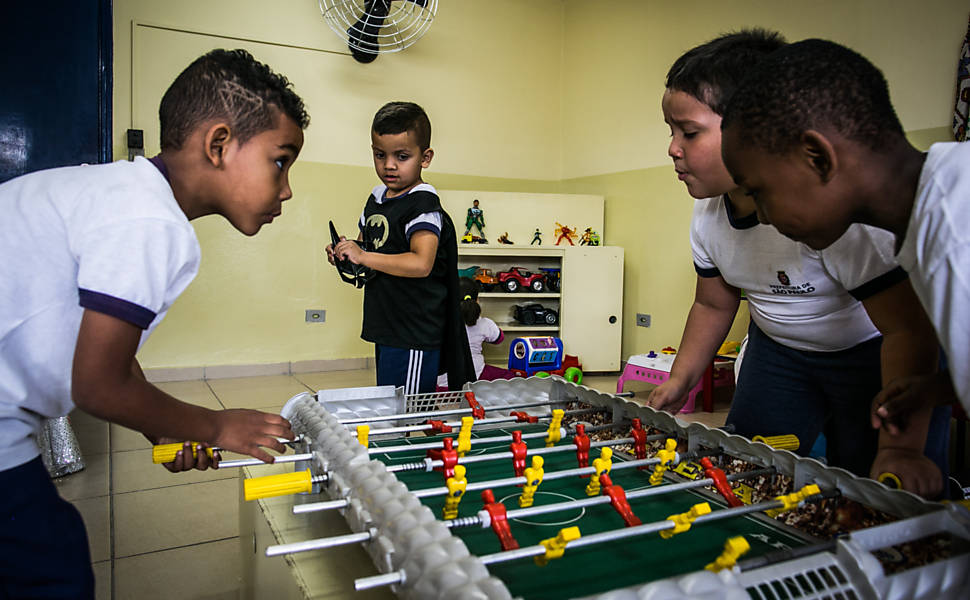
[152,442,215,464]
[752,434,800,452]
[357,425,369,447]
[878,472,902,489]
[244,469,313,501]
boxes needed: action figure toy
[554,222,577,246]
[463,199,486,243]
[531,228,542,245]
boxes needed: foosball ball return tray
[234,378,970,600]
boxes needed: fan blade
[348,0,391,63]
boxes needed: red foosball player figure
[428,437,458,480]
[510,430,528,478]
[481,489,519,550]
[599,473,642,526]
[630,418,648,468]
[700,457,743,507]
[573,423,590,474]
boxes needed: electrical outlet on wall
[305,309,326,323]
[636,313,651,327]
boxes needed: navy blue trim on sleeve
[694,263,722,278]
[78,289,156,330]
[848,266,909,301]
[405,222,442,239]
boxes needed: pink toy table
[617,352,735,413]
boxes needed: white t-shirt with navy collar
[897,141,970,407]
[0,157,200,471]
[691,196,905,352]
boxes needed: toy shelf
[479,292,561,299]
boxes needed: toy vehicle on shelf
[498,266,546,293]
[457,266,500,291]
[460,234,487,244]
[538,267,561,292]
[457,265,479,279]
[514,303,559,325]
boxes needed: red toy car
[498,267,546,293]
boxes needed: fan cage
[319,0,438,55]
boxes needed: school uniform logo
[770,270,815,295]
[364,214,389,249]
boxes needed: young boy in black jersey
[328,102,473,393]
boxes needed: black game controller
[329,221,376,288]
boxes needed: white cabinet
[457,245,623,372]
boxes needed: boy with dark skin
[0,49,307,596]
[649,31,943,498]
[721,39,965,494]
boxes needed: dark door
[0,1,112,183]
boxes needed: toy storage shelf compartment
[457,245,624,372]
[480,292,561,299]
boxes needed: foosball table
[235,377,970,599]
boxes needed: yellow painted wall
[559,0,966,361]
[116,0,968,370]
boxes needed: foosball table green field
[238,377,970,600]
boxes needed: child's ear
[203,123,233,167]
[801,130,837,182]
[422,147,434,168]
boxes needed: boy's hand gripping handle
[152,442,217,464]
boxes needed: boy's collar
[148,155,170,182]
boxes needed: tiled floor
[60,369,729,599]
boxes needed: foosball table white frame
[238,377,970,600]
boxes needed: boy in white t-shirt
[722,38,967,461]
[649,30,946,498]
[0,49,308,597]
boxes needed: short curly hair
[721,39,905,154]
[159,49,310,150]
[372,102,432,151]
[666,28,786,116]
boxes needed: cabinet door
[560,246,624,371]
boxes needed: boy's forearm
[75,373,221,444]
[669,302,738,387]
[876,330,937,453]
[359,250,433,277]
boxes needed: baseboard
[143,357,375,383]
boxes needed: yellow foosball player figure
[705,536,750,572]
[660,502,711,539]
[765,484,820,518]
[534,526,581,566]
[649,438,678,485]
[519,456,545,508]
[456,416,474,457]
[442,464,468,520]
[545,409,564,447]
[585,447,613,496]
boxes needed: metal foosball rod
[353,485,838,591]
[272,451,733,555]
[444,468,776,530]
[369,420,619,456]
[368,407,600,438]
[385,435,640,474]
[337,392,636,426]
[150,435,305,464]
[289,445,720,520]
